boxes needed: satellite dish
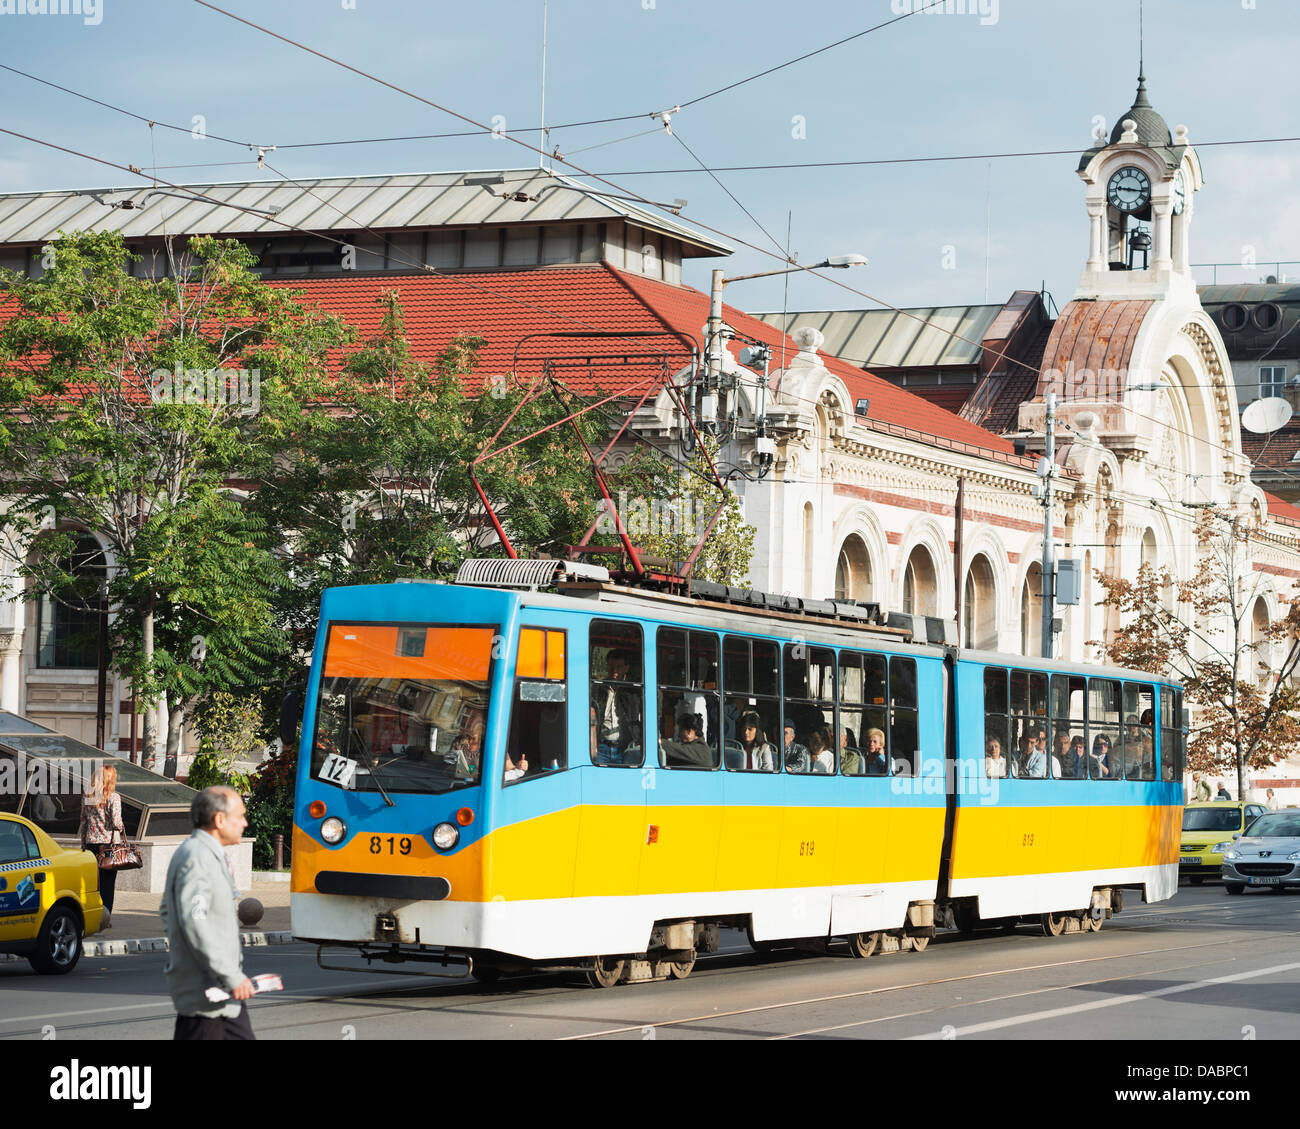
[1242,397,1293,434]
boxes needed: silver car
[1217,811,1300,895]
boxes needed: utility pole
[704,268,725,430]
[1039,392,1057,658]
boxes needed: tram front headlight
[432,822,460,850]
[321,817,347,845]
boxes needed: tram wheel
[908,933,930,953]
[668,951,696,979]
[848,931,880,959]
[586,956,626,989]
[1040,911,1067,938]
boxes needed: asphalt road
[3,884,1298,1042]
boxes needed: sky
[1,0,1297,316]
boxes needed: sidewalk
[1,874,297,962]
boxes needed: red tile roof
[3,263,1025,465]
[1264,490,1300,528]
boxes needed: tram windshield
[309,623,496,795]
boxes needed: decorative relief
[1180,322,1236,458]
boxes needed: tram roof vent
[454,557,610,591]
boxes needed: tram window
[505,628,568,785]
[1009,669,1029,717]
[1008,668,1048,779]
[1050,674,1087,780]
[724,635,780,773]
[754,640,779,698]
[1160,687,1179,783]
[984,715,1009,778]
[839,654,864,776]
[1124,683,1156,781]
[312,622,497,796]
[590,619,644,769]
[658,628,720,770]
[839,653,864,706]
[984,667,1007,715]
[889,656,919,778]
[783,644,835,775]
[1088,678,1122,781]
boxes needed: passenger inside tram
[985,737,1007,778]
[865,727,888,776]
[782,723,809,773]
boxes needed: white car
[1217,811,1300,895]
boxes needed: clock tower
[1074,70,1204,301]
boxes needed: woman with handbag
[78,763,125,922]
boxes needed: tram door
[574,618,647,900]
[494,621,580,900]
[637,627,725,897]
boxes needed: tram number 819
[370,835,413,856]
[799,841,816,856]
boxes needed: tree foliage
[0,231,352,771]
[633,436,756,587]
[1092,509,1300,796]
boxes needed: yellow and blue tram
[288,560,1184,984]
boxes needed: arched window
[963,554,997,650]
[36,533,106,669]
[902,546,937,617]
[835,535,872,602]
[1251,598,1271,684]
[1140,529,1157,571]
[1021,561,1043,658]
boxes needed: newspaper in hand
[204,973,283,1002]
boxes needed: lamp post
[704,255,867,428]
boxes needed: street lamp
[703,254,868,426]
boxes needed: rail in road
[1,887,1297,1043]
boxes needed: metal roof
[0,168,732,256]
[754,305,1003,370]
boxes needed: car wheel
[1189,876,1203,886]
[1224,883,1245,896]
[28,906,82,975]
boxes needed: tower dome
[1108,70,1172,147]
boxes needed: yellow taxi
[0,812,105,974]
[1180,801,1267,885]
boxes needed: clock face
[1172,170,1187,215]
[1107,166,1152,213]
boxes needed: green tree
[633,436,756,586]
[1092,508,1300,797]
[254,290,662,658]
[0,231,352,771]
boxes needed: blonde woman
[78,763,124,920]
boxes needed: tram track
[2,895,1290,1040]
[560,922,1300,1040]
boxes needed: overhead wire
[9,9,1300,539]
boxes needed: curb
[0,931,295,962]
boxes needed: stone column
[1152,200,1174,278]
[1086,202,1107,274]
[0,631,21,715]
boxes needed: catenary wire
[10,20,1300,532]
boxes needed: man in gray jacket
[159,786,256,1040]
